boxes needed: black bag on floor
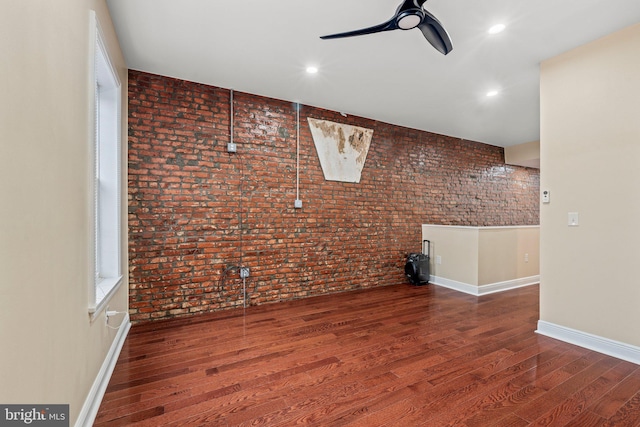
[405,240,430,286]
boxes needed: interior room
[1,1,639,426]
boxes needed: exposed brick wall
[128,70,540,322]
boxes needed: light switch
[568,212,579,226]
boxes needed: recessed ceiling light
[486,90,499,97]
[306,66,318,74]
[488,24,506,34]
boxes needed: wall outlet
[227,142,237,153]
[294,199,302,209]
[524,253,529,263]
[436,255,442,265]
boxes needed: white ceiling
[106,0,640,147]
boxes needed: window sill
[89,275,123,320]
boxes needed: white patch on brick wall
[308,118,373,183]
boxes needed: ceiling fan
[320,0,453,55]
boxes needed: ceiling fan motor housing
[319,0,452,56]
[397,9,424,30]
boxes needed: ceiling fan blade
[417,11,453,55]
[320,18,397,40]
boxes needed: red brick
[127,70,540,323]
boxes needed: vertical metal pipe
[296,103,300,200]
[231,89,246,308]
[230,89,234,146]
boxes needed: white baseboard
[429,275,539,296]
[477,276,540,295]
[75,313,131,427]
[429,276,478,295]
[536,320,640,365]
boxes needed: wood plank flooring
[95,284,640,426]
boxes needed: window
[89,12,122,314]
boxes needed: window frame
[88,11,123,316]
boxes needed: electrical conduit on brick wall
[127,70,540,322]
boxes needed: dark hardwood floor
[95,284,640,426]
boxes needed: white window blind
[89,11,122,314]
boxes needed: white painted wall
[478,227,540,286]
[422,225,479,286]
[540,23,640,347]
[504,140,540,169]
[422,225,540,294]
[0,1,129,424]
